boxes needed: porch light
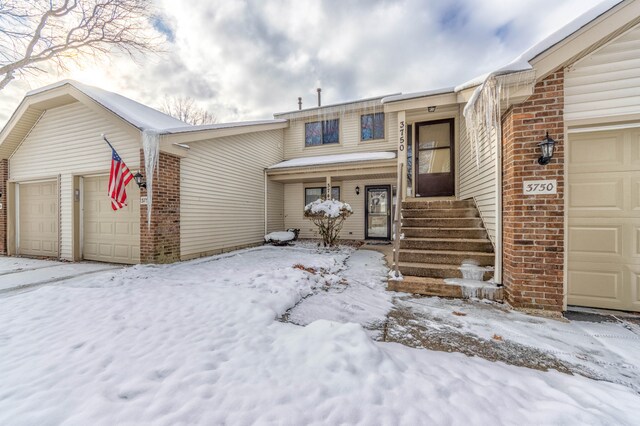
[133,171,147,189]
[538,132,556,165]
[355,186,360,195]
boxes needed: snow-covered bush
[304,199,353,247]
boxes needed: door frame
[415,118,455,197]
[364,185,391,240]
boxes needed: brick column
[140,150,181,263]
[501,69,565,312]
[0,159,7,255]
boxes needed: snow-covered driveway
[1,244,639,425]
[0,257,121,294]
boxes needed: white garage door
[83,175,140,264]
[18,180,59,257]
[568,128,640,312]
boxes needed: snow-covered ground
[0,258,121,293]
[391,297,640,393]
[1,245,639,425]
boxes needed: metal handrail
[392,162,403,279]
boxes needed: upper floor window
[361,113,384,141]
[305,119,339,146]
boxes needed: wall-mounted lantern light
[538,132,556,165]
[134,171,147,189]
[355,186,360,195]
[427,106,437,113]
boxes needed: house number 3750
[523,179,557,195]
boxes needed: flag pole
[101,133,116,152]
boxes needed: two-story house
[1,0,640,314]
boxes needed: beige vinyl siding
[180,129,284,258]
[283,111,397,160]
[565,24,640,122]
[284,177,396,240]
[267,180,285,233]
[458,106,497,244]
[9,101,140,260]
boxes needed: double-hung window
[361,112,384,141]
[305,119,340,146]
[305,187,340,205]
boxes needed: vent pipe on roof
[317,88,321,107]
[298,97,302,110]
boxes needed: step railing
[391,162,403,279]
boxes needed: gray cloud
[0,0,607,126]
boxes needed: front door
[416,118,455,197]
[365,186,391,240]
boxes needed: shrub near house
[304,199,353,247]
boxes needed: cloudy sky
[0,0,609,126]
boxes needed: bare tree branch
[160,96,217,126]
[0,0,163,91]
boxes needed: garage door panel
[568,128,639,312]
[631,131,640,167]
[569,264,622,299]
[632,176,640,211]
[115,222,132,235]
[632,268,640,308]
[18,180,58,258]
[569,132,624,169]
[83,175,139,264]
[569,226,621,258]
[569,177,623,211]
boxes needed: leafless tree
[0,0,162,91]
[160,96,217,126]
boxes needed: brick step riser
[402,200,474,210]
[403,218,483,228]
[399,252,495,266]
[400,240,494,252]
[399,265,493,280]
[402,228,489,239]
[402,209,479,218]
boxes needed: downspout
[264,169,268,235]
[495,129,503,284]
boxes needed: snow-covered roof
[274,94,399,117]
[160,119,288,135]
[455,0,624,92]
[26,79,188,131]
[381,87,455,104]
[268,151,396,170]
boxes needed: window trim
[304,186,341,206]
[304,119,341,147]
[360,112,385,142]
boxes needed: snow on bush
[304,199,353,247]
[265,231,296,245]
[304,199,353,218]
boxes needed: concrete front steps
[389,198,500,301]
[388,276,503,301]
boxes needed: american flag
[108,148,133,211]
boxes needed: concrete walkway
[0,256,122,294]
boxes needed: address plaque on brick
[523,179,557,195]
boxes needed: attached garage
[17,180,59,257]
[83,175,140,264]
[567,128,640,312]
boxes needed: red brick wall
[140,150,181,263]
[501,69,565,312]
[0,159,7,254]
